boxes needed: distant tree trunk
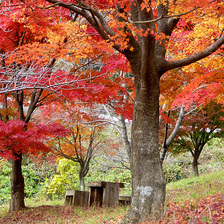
[191,144,205,177]
[119,114,131,160]
[8,89,40,211]
[192,158,199,177]
[9,152,25,212]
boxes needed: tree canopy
[0,0,224,222]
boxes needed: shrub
[41,158,80,199]
[163,161,191,183]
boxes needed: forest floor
[0,170,223,224]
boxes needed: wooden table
[86,181,124,207]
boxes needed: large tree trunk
[124,55,166,223]
[9,152,25,212]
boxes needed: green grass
[0,206,8,219]
[167,169,224,189]
[25,198,64,207]
[166,169,224,202]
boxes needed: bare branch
[160,106,185,163]
[219,28,224,38]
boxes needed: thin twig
[130,7,199,24]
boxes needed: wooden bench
[65,190,89,207]
[119,195,131,206]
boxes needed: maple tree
[0,1,111,212]
[0,0,130,212]
[159,41,224,163]
[44,101,104,191]
[38,96,120,191]
[39,1,224,222]
[50,124,103,191]
[0,119,69,211]
[170,102,224,177]
[1,0,224,222]
[0,4,64,211]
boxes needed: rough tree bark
[43,0,224,223]
[9,153,25,212]
[192,157,199,177]
[124,56,166,223]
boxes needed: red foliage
[0,120,70,160]
[159,194,224,224]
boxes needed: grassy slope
[166,169,224,202]
[0,170,223,223]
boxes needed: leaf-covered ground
[1,171,224,223]
[0,205,126,224]
[0,193,223,223]
[160,193,224,224]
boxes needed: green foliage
[163,160,191,183]
[42,157,132,198]
[206,138,224,163]
[41,158,80,199]
[0,138,222,204]
[0,157,57,204]
[22,157,58,199]
[167,169,224,190]
[164,138,224,180]
[23,162,49,198]
[196,139,224,174]
[0,160,11,204]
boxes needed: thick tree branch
[165,106,185,147]
[14,91,25,121]
[44,0,115,41]
[165,34,224,71]
[25,89,43,123]
[44,0,139,56]
[160,106,185,163]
